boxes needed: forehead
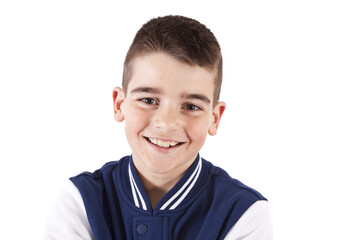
[128,53,216,99]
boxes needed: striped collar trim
[128,163,148,210]
[128,156,203,211]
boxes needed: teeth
[158,140,164,147]
[163,141,170,148]
[149,138,179,148]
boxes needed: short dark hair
[122,15,223,105]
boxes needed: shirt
[44,155,273,239]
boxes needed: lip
[143,136,185,152]
[145,136,183,143]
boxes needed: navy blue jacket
[70,155,266,240]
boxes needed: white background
[0,0,359,239]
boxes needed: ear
[112,87,125,122]
[208,101,226,136]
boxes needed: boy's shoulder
[70,156,266,202]
[204,158,267,201]
[70,156,130,185]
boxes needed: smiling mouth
[145,137,183,148]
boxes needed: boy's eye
[141,98,157,105]
[183,104,201,111]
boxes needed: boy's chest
[109,195,239,240]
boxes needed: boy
[44,15,272,239]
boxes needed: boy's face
[113,53,225,177]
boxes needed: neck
[132,157,195,209]
[137,171,184,209]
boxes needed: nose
[153,105,181,131]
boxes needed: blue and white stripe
[160,158,202,210]
[128,163,147,210]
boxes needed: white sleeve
[43,179,94,240]
[224,200,273,240]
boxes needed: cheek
[124,107,151,137]
[185,117,210,144]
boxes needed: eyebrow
[130,87,211,104]
[181,92,211,104]
[130,87,162,94]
